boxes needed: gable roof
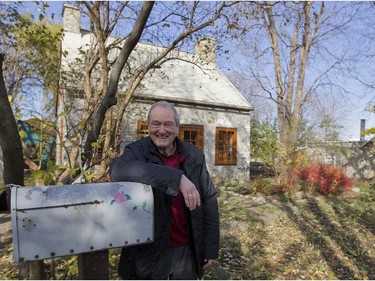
[131,43,253,112]
[129,43,252,112]
[61,7,252,113]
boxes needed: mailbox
[11,182,154,263]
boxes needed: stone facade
[58,5,253,184]
[122,102,251,183]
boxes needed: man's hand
[179,174,201,211]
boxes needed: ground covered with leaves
[1,182,374,280]
[206,183,375,280]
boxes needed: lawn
[206,182,375,280]
[1,181,374,279]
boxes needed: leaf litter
[1,185,374,280]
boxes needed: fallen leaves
[209,187,375,280]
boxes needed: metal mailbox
[11,182,154,263]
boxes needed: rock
[253,196,267,204]
[218,186,226,192]
[294,191,305,199]
[291,205,300,215]
[351,187,360,193]
[260,211,279,223]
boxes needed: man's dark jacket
[109,136,220,279]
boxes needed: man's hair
[147,101,180,127]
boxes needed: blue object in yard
[17,120,55,169]
[18,120,40,147]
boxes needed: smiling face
[148,103,179,155]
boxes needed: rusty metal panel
[11,182,153,263]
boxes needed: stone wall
[121,101,251,184]
[305,141,375,181]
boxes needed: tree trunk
[82,1,155,165]
[259,1,325,181]
[0,53,46,279]
[0,53,24,211]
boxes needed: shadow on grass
[278,194,374,279]
[330,195,375,235]
[209,201,277,280]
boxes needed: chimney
[360,119,366,141]
[195,37,216,64]
[63,5,81,33]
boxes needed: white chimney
[195,37,216,64]
[63,5,81,34]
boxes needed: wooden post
[78,250,109,280]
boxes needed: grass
[205,180,375,280]
[1,180,374,280]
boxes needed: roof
[133,43,253,112]
[61,23,253,112]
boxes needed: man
[109,101,220,280]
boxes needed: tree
[1,13,63,187]
[363,105,375,141]
[0,2,25,211]
[57,1,237,183]
[250,118,279,175]
[1,2,61,116]
[1,3,59,277]
[230,1,360,180]
[0,54,24,210]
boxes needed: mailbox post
[11,182,154,279]
[78,250,109,279]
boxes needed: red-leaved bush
[299,164,353,195]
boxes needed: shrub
[299,164,352,195]
[250,177,277,195]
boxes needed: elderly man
[109,101,220,280]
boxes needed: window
[136,121,204,151]
[215,127,237,165]
[179,125,203,151]
[137,121,148,140]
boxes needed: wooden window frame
[179,124,204,151]
[136,121,204,151]
[137,121,148,140]
[215,127,237,165]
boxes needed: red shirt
[161,151,189,248]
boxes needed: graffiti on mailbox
[111,191,151,213]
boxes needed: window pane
[179,125,203,151]
[137,121,148,140]
[215,128,237,165]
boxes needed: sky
[336,86,375,141]
[20,1,375,142]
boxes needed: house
[58,5,253,184]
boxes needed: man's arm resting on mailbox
[109,150,182,197]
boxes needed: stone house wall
[121,102,251,184]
